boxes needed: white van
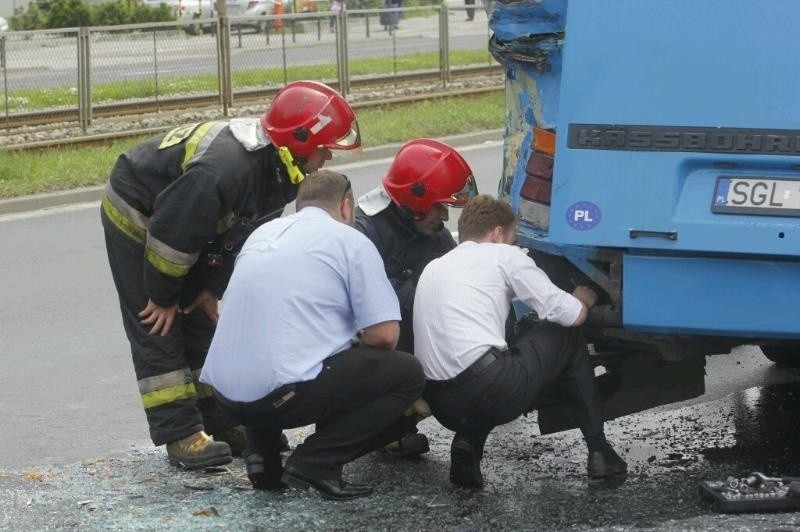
[145,0,217,34]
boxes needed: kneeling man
[413,194,626,488]
[201,170,425,500]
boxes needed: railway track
[1,66,504,151]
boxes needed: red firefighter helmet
[382,138,478,220]
[260,80,361,160]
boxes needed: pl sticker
[566,201,601,231]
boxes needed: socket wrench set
[698,472,800,513]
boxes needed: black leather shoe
[281,465,373,501]
[449,435,484,488]
[245,453,285,490]
[587,442,627,479]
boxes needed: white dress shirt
[413,241,583,381]
[201,207,401,402]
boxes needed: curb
[0,129,503,216]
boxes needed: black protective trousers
[102,210,235,445]
[216,346,425,481]
[423,320,603,453]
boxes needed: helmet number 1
[309,113,333,135]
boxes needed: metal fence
[0,5,494,134]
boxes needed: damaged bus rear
[489,0,800,430]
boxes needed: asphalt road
[2,138,800,529]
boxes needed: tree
[45,0,92,28]
[9,2,45,30]
[133,1,176,23]
[92,0,130,25]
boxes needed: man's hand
[182,289,219,324]
[138,299,180,336]
[569,285,599,327]
[572,285,598,309]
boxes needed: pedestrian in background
[330,0,343,32]
[101,81,361,470]
[201,170,425,501]
[380,0,402,31]
[413,194,627,488]
[464,0,475,21]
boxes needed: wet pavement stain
[701,382,800,475]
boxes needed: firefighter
[101,80,361,470]
[354,138,478,458]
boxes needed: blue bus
[489,0,800,430]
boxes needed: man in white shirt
[200,170,425,501]
[413,194,626,488]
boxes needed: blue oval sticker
[566,201,602,231]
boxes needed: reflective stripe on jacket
[103,121,294,306]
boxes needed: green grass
[4,50,495,109]
[0,91,504,198]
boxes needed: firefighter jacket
[102,119,297,307]
[355,192,456,352]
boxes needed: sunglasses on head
[340,174,352,202]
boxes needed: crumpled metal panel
[489,0,565,232]
[488,0,566,42]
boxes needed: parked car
[144,0,217,34]
[226,0,277,32]
[0,16,8,32]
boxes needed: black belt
[213,382,298,413]
[426,347,504,391]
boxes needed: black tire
[184,24,200,36]
[760,345,800,366]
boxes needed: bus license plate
[712,177,800,216]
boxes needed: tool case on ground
[698,473,800,513]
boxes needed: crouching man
[200,170,425,500]
[413,195,627,488]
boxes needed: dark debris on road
[3,385,800,531]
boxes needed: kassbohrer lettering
[567,124,800,156]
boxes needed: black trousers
[423,320,603,453]
[102,210,235,445]
[216,346,425,480]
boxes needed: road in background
[3,14,490,90]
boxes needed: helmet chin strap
[277,146,306,184]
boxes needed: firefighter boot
[384,398,431,458]
[245,450,286,491]
[384,433,430,458]
[166,431,233,470]
[213,426,291,456]
[211,425,247,456]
